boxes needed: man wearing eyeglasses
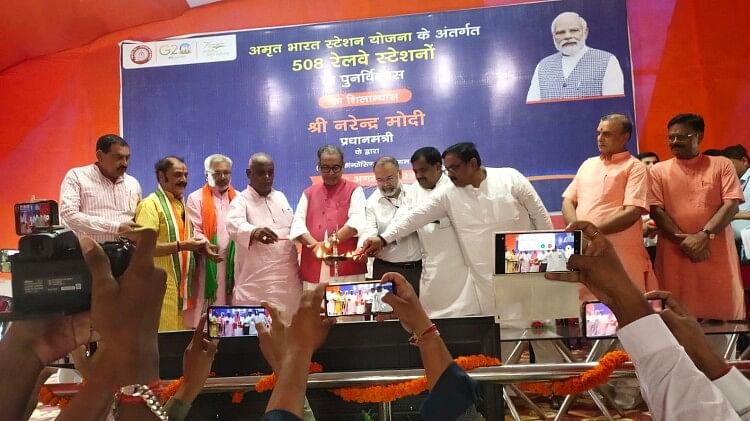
[355,157,422,294]
[362,142,553,315]
[649,113,745,321]
[291,145,367,287]
[184,154,237,328]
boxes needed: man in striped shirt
[59,134,142,242]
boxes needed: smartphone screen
[494,230,582,274]
[324,281,395,317]
[14,200,59,235]
[207,305,270,338]
[583,299,665,338]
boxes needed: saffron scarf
[154,185,195,310]
[201,184,236,302]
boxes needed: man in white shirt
[362,142,553,315]
[547,220,749,421]
[526,11,625,102]
[59,134,142,242]
[356,157,423,293]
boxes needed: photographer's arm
[0,327,45,421]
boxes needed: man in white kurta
[363,143,553,315]
[226,153,302,321]
[184,154,236,328]
[406,147,479,317]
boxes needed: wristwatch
[702,229,716,240]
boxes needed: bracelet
[409,323,440,347]
[176,241,181,252]
[114,381,168,420]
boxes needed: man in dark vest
[527,11,624,102]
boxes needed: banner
[121,0,634,211]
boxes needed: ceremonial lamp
[319,227,355,282]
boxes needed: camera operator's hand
[379,272,432,335]
[174,314,218,404]
[544,221,652,328]
[257,303,285,373]
[82,228,166,386]
[264,284,331,418]
[117,220,142,234]
[645,290,731,380]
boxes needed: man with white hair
[185,153,237,328]
[526,11,624,102]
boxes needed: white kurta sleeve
[358,199,379,248]
[344,186,367,235]
[713,367,750,420]
[617,314,740,421]
[602,55,625,96]
[226,195,256,249]
[290,193,309,240]
[526,64,541,102]
[509,169,553,230]
[381,191,450,244]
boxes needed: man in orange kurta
[563,113,657,301]
[649,113,745,320]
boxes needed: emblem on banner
[130,45,153,65]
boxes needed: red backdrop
[0,0,748,247]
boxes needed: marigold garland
[331,354,502,404]
[520,351,630,397]
[255,362,324,393]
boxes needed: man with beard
[362,142,552,315]
[136,156,221,331]
[526,11,624,102]
[356,156,422,293]
[649,114,745,321]
[184,154,237,328]
[60,134,142,241]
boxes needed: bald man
[226,153,302,321]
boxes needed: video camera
[8,200,133,317]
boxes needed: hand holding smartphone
[323,280,395,318]
[207,306,271,338]
[495,230,582,275]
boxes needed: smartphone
[494,230,582,275]
[14,200,59,235]
[207,305,270,338]
[324,280,395,317]
[582,299,665,338]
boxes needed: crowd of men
[39,111,750,418]
[57,112,748,334]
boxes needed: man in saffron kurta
[136,157,219,331]
[291,145,367,286]
[650,114,745,320]
[227,153,302,321]
[562,114,657,301]
[184,154,236,328]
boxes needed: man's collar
[562,45,589,60]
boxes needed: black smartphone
[207,305,270,338]
[14,200,59,235]
[582,299,665,338]
[494,230,582,275]
[324,280,395,317]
